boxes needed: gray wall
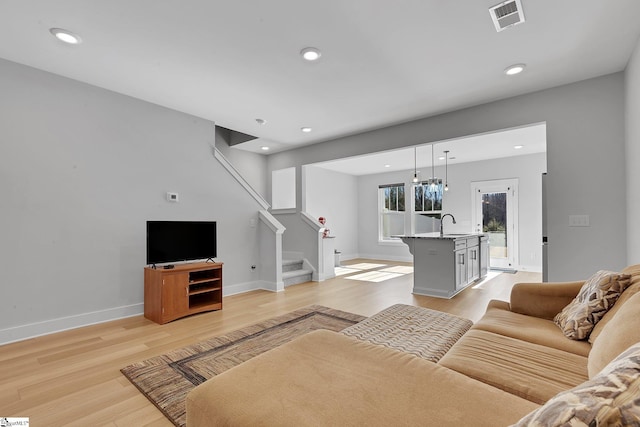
[355,153,546,270]
[0,59,264,342]
[303,165,359,260]
[214,127,268,200]
[268,73,627,281]
[626,36,640,265]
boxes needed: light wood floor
[0,259,541,426]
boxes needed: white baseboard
[516,264,543,273]
[317,272,336,281]
[0,303,143,346]
[223,280,283,296]
[1,280,284,345]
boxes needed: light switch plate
[569,215,589,227]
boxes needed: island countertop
[394,232,486,240]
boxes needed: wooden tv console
[144,262,223,324]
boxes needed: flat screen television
[146,221,217,265]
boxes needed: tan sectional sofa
[186,264,640,426]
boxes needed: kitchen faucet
[440,214,456,237]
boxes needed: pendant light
[412,147,419,183]
[444,150,450,191]
[430,144,436,189]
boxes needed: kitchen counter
[397,233,489,298]
[395,232,485,240]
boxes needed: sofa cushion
[553,270,631,340]
[439,329,588,404]
[474,300,591,356]
[186,330,539,427]
[588,291,640,378]
[509,281,585,320]
[512,342,640,427]
[589,263,640,345]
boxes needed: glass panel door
[472,179,519,270]
[482,192,508,264]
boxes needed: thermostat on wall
[166,192,179,202]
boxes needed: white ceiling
[311,123,547,176]
[1,1,639,155]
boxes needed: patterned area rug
[121,305,365,427]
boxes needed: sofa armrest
[509,281,585,320]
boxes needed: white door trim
[471,179,519,270]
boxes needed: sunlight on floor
[334,263,390,277]
[335,263,414,283]
[334,267,362,276]
[345,271,404,283]
[345,262,388,270]
[380,266,414,274]
[471,271,502,289]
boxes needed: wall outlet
[166,192,179,202]
[569,215,589,227]
[251,265,257,270]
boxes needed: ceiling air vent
[489,0,525,32]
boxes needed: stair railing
[213,147,269,210]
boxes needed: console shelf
[144,262,223,324]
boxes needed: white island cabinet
[397,233,488,298]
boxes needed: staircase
[282,259,313,287]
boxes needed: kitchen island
[397,233,489,298]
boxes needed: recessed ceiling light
[301,127,312,133]
[255,118,267,125]
[261,146,270,151]
[504,64,526,75]
[300,47,321,61]
[514,145,524,149]
[384,164,391,168]
[50,28,82,45]
[438,156,445,161]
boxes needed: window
[414,180,443,213]
[382,184,405,212]
[379,183,405,241]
